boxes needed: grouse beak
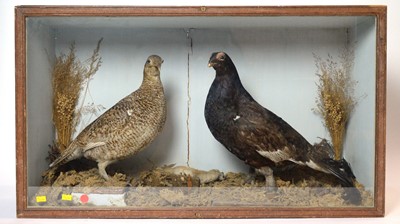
[208,60,217,68]
[208,53,219,68]
[157,60,163,71]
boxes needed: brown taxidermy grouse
[50,55,166,180]
[204,52,361,204]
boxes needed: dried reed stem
[51,38,103,152]
[313,48,357,160]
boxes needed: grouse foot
[97,160,115,180]
[256,166,276,191]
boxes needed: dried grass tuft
[313,48,358,160]
[51,38,103,153]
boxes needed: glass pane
[26,15,376,208]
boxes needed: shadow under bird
[49,55,167,180]
[204,51,361,204]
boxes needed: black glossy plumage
[204,52,361,204]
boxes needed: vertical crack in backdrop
[185,28,194,167]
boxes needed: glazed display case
[15,6,386,218]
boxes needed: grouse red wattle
[204,51,361,204]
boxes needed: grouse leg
[243,167,257,185]
[256,166,276,190]
[98,160,114,180]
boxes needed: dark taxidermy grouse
[204,52,361,204]
[50,55,167,180]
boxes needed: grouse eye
[146,59,151,64]
[219,55,226,61]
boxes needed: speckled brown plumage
[50,55,166,180]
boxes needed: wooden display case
[15,5,386,218]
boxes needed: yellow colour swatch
[36,196,47,203]
[61,194,72,201]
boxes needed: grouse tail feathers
[319,158,362,205]
[319,158,355,187]
[49,141,80,168]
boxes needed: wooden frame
[15,5,386,218]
